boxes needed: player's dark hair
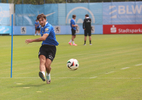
[72,15,76,18]
[37,13,46,20]
[85,14,89,17]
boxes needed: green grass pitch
[0,34,142,100]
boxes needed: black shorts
[71,28,76,36]
[36,28,40,30]
[84,29,91,36]
[38,45,56,62]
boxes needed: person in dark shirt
[83,14,92,45]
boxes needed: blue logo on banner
[66,3,102,25]
[66,6,95,24]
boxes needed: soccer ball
[67,59,79,70]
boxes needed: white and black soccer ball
[67,59,79,70]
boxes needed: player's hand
[84,28,86,30]
[25,39,33,44]
[76,24,78,27]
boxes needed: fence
[0,1,142,35]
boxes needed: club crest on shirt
[45,28,49,32]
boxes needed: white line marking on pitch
[106,71,115,74]
[135,64,142,66]
[121,67,130,70]
[16,83,23,85]
[36,91,42,93]
[23,87,30,89]
[90,76,97,79]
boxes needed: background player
[25,14,59,84]
[83,14,92,45]
[68,15,78,46]
[35,19,40,36]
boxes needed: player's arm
[72,24,78,27]
[25,34,49,44]
[71,20,78,27]
[83,19,85,30]
[35,24,38,28]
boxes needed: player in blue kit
[68,15,78,46]
[35,19,40,36]
[25,14,59,84]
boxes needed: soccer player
[35,19,40,36]
[68,15,78,46]
[83,14,92,45]
[25,14,59,84]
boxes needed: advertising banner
[53,25,102,35]
[13,25,103,35]
[103,24,142,34]
[13,26,35,35]
[103,2,142,24]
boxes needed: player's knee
[40,58,46,64]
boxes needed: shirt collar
[41,22,48,28]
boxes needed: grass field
[0,34,142,100]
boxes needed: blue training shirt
[70,19,76,30]
[35,21,40,28]
[40,22,59,46]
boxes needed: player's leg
[74,35,76,39]
[89,30,92,45]
[89,36,92,45]
[72,30,77,46]
[39,55,46,81]
[72,35,74,41]
[35,29,37,36]
[38,45,47,81]
[84,36,87,45]
[72,35,77,46]
[45,46,56,84]
[84,30,87,45]
[45,58,52,84]
[45,59,51,74]
[37,29,40,35]
[69,29,73,45]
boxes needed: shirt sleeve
[71,20,75,26]
[44,27,51,35]
[72,20,75,25]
